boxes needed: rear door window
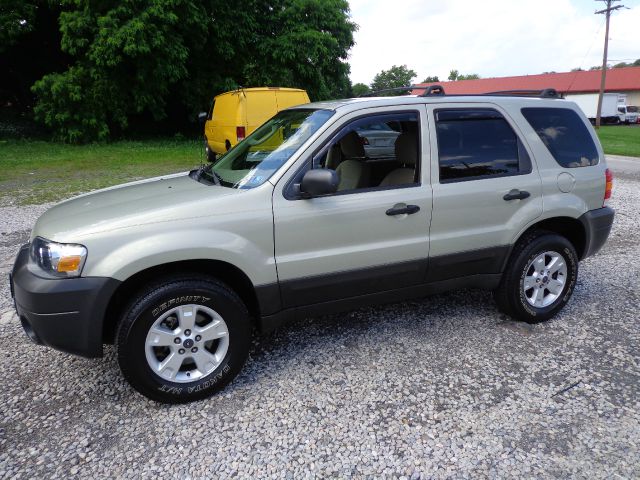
[521,107,599,168]
[435,108,531,183]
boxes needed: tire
[204,142,216,162]
[116,275,251,403]
[494,231,578,324]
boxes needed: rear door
[246,91,278,135]
[426,103,543,281]
[275,90,310,110]
[207,93,243,154]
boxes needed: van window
[203,109,334,189]
[435,109,531,183]
[521,107,599,167]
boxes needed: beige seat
[327,131,371,191]
[379,133,417,186]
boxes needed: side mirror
[198,112,208,125]
[300,169,339,198]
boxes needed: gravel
[1,164,638,479]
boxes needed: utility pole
[595,0,625,129]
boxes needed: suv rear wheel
[494,231,578,323]
[116,276,250,403]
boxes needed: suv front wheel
[116,276,251,403]
[494,231,579,323]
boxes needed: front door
[272,107,433,308]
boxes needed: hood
[32,172,239,241]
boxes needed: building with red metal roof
[413,67,640,106]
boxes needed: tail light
[236,126,246,142]
[604,168,613,205]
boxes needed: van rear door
[275,90,310,111]
[246,90,278,135]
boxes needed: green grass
[0,139,202,205]
[596,125,640,158]
[0,126,637,206]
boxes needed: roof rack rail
[419,85,445,96]
[483,88,561,99]
[357,86,559,99]
[358,85,416,97]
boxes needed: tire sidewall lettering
[118,281,250,402]
[151,296,212,318]
[141,295,231,395]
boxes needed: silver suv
[10,88,615,403]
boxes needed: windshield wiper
[189,164,220,186]
[206,168,223,186]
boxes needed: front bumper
[578,206,615,259]
[10,244,120,358]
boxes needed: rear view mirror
[300,169,339,198]
[198,112,208,125]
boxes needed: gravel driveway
[1,160,638,479]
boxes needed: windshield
[627,106,638,113]
[202,108,334,189]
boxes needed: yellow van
[202,87,310,161]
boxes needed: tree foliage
[370,65,417,94]
[421,76,439,83]
[1,1,68,110]
[0,0,37,51]
[586,58,640,71]
[6,0,356,142]
[448,70,480,81]
[245,1,355,101]
[351,82,370,97]
[612,59,640,68]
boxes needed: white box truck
[566,92,636,124]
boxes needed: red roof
[413,66,640,95]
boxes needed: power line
[594,0,627,129]
[566,18,605,93]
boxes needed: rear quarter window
[521,107,599,168]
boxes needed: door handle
[503,189,530,201]
[386,204,420,216]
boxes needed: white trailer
[566,92,627,124]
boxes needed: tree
[27,0,357,142]
[1,1,69,111]
[243,0,356,102]
[449,70,480,81]
[612,59,640,68]
[0,0,36,51]
[369,65,417,94]
[421,76,439,83]
[352,82,370,97]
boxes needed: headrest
[395,133,418,167]
[340,131,365,158]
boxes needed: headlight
[30,237,88,278]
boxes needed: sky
[347,0,640,85]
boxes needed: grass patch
[596,125,640,158]
[0,139,203,205]
[1,126,637,206]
